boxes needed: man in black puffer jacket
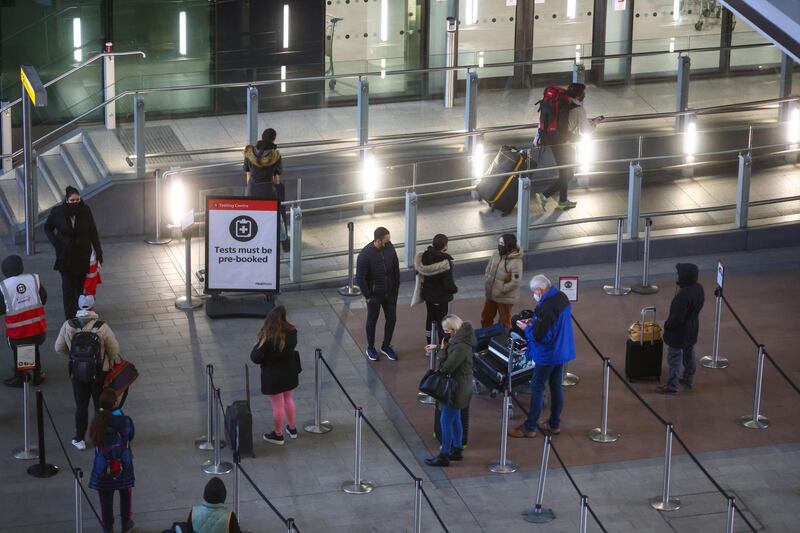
[412,234,458,344]
[356,227,400,362]
[659,263,705,394]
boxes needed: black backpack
[68,319,105,384]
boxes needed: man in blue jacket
[509,274,576,438]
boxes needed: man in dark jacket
[44,186,103,320]
[412,234,458,344]
[509,274,576,438]
[356,227,400,362]
[659,263,705,394]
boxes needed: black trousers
[543,143,575,203]
[365,292,398,349]
[72,375,104,442]
[98,488,132,529]
[61,271,87,320]
[424,301,449,342]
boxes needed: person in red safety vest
[0,255,47,388]
[83,250,102,296]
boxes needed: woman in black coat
[250,305,300,446]
[44,186,103,320]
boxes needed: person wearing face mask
[658,263,704,394]
[481,233,523,330]
[356,227,400,362]
[44,186,103,320]
[508,274,575,438]
[411,234,458,345]
[533,83,604,211]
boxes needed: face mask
[66,202,79,213]
[533,292,541,302]
[498,245,506,255]
[442,333,451,342]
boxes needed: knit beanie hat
[203,477,227,504]
[1,255,23,278]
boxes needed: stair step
[63,141,104,187]
[0,170,24,225]
[39,154,79,196]
[15,167,58,212]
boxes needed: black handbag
[418,369,459,405]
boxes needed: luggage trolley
[325,15,343,90]
[694,0,724,31]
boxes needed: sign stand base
[205,293,275,319]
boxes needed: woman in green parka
[424,314,474,467]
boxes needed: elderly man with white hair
[508,274,576,438]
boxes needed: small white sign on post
[559,276,579,302]
[16,345,36,372]
[716,260,724,289]
[614,0,627,10]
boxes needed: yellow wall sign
[20,66,47,107]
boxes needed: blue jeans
[524,364,564,432]
[666,345,696,391]
[439,405,463,454]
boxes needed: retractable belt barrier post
[413,478,423,533]
[725,496,736,533]
[27,389,58,477]
[13,373,38,460]
[338,222,361,297]
[233,452,241,519]
[74,467,84,533]
[588,358,619,443]
[146,169,171,245]
[650,423,680,511]
[342,406,374,494]
[304,348,333,434]
[175,224,203,310]
[740,344,770,429]
[202,387,233,475]
[418,321,438,405]
[489,336,518,474]
[523,434,555,523]
[578,495,589,533]
[196,365,224,450]
[700,287,729,369]
[631,218,659,294]
[603,218,631,295]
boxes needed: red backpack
[536,86,571,145]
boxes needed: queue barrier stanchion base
[649,496,681,512]
[416,392,436,405]
[603,285,631,296]
[341,480,374,495]
[28,462,59,478]
[522,506,555,524]
[739,414,769,430]
[202,459,233,475]
[588,427,620,444]
[13,446,38,460]
[338,286,362,297]
[631,283,659,295]
[303,421,333,434]
[562,372,579,386]
[175,295,203,310]
[488,461,519,474]
[700,355,729,369]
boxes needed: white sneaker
[71,439,86,451]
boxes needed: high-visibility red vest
[0,274,47,339]
[83,250,102,296]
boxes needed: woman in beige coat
[481,233,523,329]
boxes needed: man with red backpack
[534,83,604,210]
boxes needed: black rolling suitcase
[625,306,663,381]
[476,146,527,215]
[433,402,470,447]
[473,323,506,352]
[473,332,534,396]
[225,364,254,457]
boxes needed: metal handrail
[0,51,147,115]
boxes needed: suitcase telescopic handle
[640,306,656,346]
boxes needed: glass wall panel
[604,0,632,80]
[325,0,425,100]
[631,0,721,76]
[730,16,782,69]
[456,0,515,79]
[533,0,594,75]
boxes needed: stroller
[693,0,733,31]
[325,15,343,90]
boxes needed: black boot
[449,447,463,461]
[424,452,450,467]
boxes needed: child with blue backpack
[89,388,135,533]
